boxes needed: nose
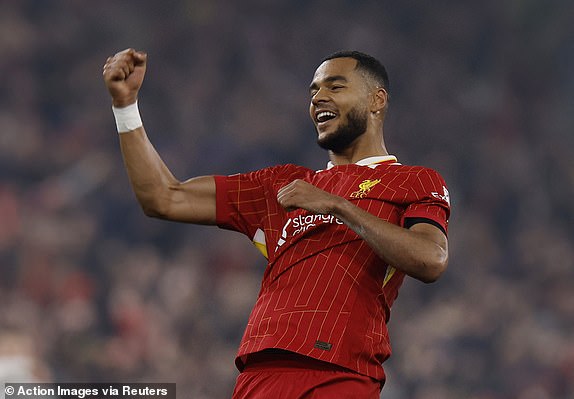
[311,87,329,106]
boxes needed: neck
[328,128,388,166]
[328,150,389,166]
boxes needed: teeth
[317,111,336,122]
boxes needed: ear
[370,87,389,114]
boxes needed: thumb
[133,51,147,66]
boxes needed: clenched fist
[103,48,147,107]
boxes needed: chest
[272,166,412,205]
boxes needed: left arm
[277,179,448,283]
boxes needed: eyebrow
[309,75,349,92]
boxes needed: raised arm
[102,48,216,225]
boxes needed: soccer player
[103,48,450,398]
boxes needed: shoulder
[258,164,313,180]
[375,163,447,183]
[398,165,450,207]
[372,163,450,203]
[223,164,313,191]
[375,162,437,173]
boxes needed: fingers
[133,51,147,65]
[277,179,307,210]
[277,179,298,202]
[277,182,293,209]
[277,180,337,215]
[102,48,146,81]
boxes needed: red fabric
[215,160,450,382]
[232,351,381,399]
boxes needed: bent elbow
[138,196,171,219]
[420,255,448,284]
[411,245,448,283]
[420,266,446,284]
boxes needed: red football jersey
[215,156,450,382]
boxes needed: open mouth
[316,111,337,124]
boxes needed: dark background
[1,1,573,398]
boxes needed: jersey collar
[326,155,399,170]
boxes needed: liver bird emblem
[350,179,381,198]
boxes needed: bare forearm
[331,198,448,283]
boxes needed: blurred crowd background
[1,1,573,398]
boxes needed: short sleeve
[401,168,451,234]
[214,164,309,240]
[214,171,270,238]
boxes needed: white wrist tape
[112,101,143,133]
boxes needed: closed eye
[309,86,345,99]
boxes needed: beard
[317,106,368,154]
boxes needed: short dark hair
[321,50,390,92]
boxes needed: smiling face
[309,57,372,153]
